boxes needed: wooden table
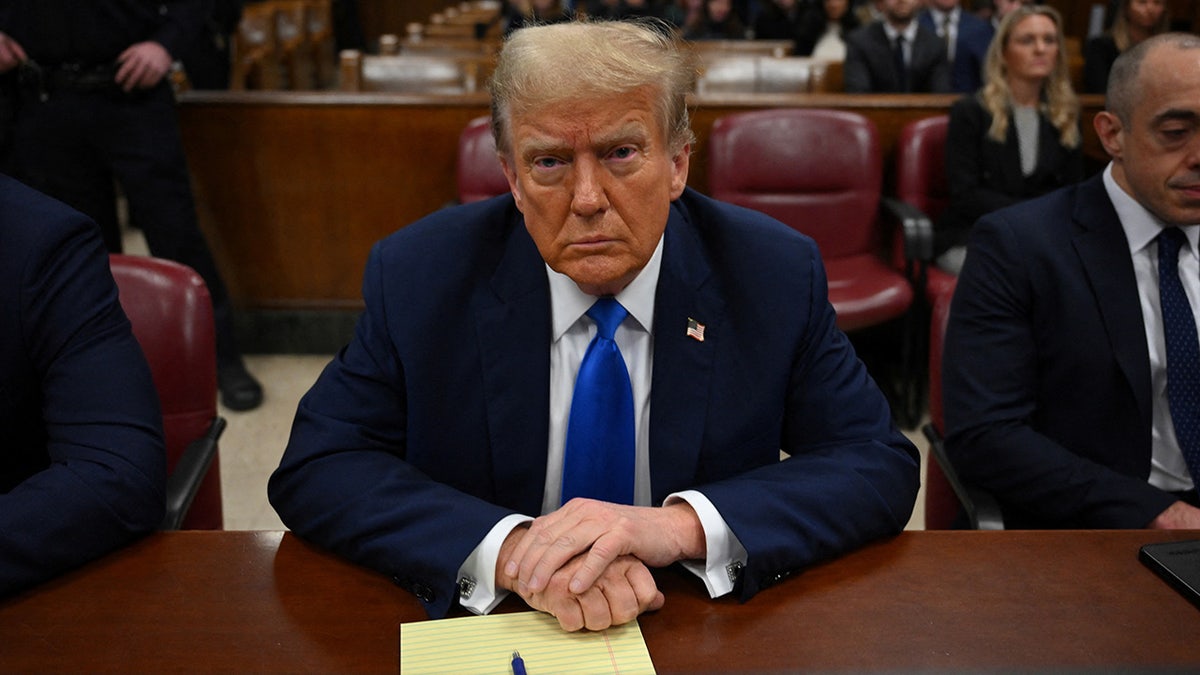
[2,530,1198,673]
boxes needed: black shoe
[218,363,263,411]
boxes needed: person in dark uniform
[0,0,263,411]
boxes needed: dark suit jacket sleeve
[0,207,165,597]
[691,229,920,599]
[268,235,524,619]
[943,210,1175,528]
[842,28,873,93]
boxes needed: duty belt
[18,60,119,100]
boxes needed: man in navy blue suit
[269,19,919,632]
[944,33,1200,529]
[0,175,165,597]
[917,0,992,93]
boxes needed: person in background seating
[918,0,990,93]
[683,0,748,40]
[843,0,951,92]
[796,0,861,61]
[1083,0,1169,94]
[934,4,1082,274]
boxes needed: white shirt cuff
[456,513,534,615]
[665,489,747,597]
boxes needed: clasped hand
[496,498,705,631]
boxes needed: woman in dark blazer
[935,4,1082,274]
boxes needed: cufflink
[458,576,477,600]
[725,560,744,584]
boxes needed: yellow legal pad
[400,611,657,674]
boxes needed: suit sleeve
[842,34,872,93]
[268,242,520,619]
[943,214,1174,527]
[0,217,165,597]
[695,242,920,600]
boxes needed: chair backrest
[457,115,510,204]
[924,275,959,530]
[895,115,950,223]
[110,254,223,530]
[707,108,883,259]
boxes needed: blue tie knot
[587,298,628,341]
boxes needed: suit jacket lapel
[1071,175,1153,423]
[648,201,725,503]
[476,211,552,515]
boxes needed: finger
[549,595,586,632]
[625,560,665,613]
[115,58,138,91]
[567,531,623,594]
[594,575,639,626]
[575,586,614,632]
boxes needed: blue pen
[511,650,528,675]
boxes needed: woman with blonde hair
[1083,0,1169,93]
[934,4,1082,274]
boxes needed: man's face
[1097,45,1200,227]
[928,0,958,13]
[883,0,919,24]
[500,87,690,296]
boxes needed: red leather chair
[110,254,225,530]
[456,115,510,204]
[921,276,1003,529]
[895,115,956,304]
[707,108,915,332]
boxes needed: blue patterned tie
[561,298,635,505]
[1157,228,1200,488]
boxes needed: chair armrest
[922,424,1005,531]
[161,416,227,531]
[881,197,934,262]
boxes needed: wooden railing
[176,91,1107,312]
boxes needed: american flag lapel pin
[686,317,705,342]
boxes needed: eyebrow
[1151,109,1200,126]
[516,121,652,162]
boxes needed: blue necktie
[561,298,635,505]
[1157,228,1200,488]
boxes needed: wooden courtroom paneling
[177,91,1106,313]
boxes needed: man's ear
[1094,111,1125,161]
[668,143,691,200]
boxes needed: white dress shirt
[928,8,960,62]
[1105,164,1200,492]
[458,236,748,614]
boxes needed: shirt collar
[1104,163,1200,257]
[884,20,918,43]
[548,234,663,341]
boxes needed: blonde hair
[488,19,697,158]
[1109,0,1171,53]
[979,5,1079,149]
